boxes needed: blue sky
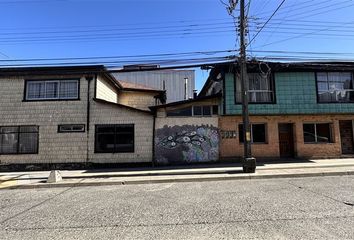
[0,0,354,91]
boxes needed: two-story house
[0,65,165,167]
[200,61,354,160]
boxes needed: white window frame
[25,79,79,101]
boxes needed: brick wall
[219,114,354,159]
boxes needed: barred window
[0,126,39,154]
[25,80,79,100]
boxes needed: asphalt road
[1,176,354,240]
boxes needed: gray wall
[114,70,195,103]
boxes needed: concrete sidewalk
[1,158,354,189]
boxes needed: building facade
[200,62,354,159]
[114,69,195,103]
[0,65,164,166]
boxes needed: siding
[0,75,88,164]
[114,70,195,103]
[224,72,354,115]
[89,101,153,163]
[95,75,118,103]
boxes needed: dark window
[236,73,274,103]
[95,124,134,153]
[239,124,267,143]
[0,126,39,154]
[25,80,79,100]
[212,105,219,115]
[202,106,211,116]
[303,123,332,143]
[316,72,354,103]
[58,124,85,133]
[166,107,192,116]
[193,106,202,116]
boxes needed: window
[303,123,332,143]
[95,124,134,153]
[236,73,274,103]
[0,126,38,154]
[239,123,267,143]
[166,107,192,117]
[316,72,354,103]
[167,105,218,117]
[25,80,79,100]
[58,124,85,133]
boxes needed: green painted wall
[224,72,354,115]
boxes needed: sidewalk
[1,158,354,189]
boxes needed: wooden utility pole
[229,0,256,172]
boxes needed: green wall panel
[224,72,354,115]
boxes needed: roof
[0,65,107,76]
[93,98,152,114]
[149,93,221,110]
[116,80,164,92]
[199,60,354,97]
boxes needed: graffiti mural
[155,125,219,164]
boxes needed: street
[1,176,354,240]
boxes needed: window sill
[22,98,81,102]
[303,142,335,144]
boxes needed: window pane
[212,105,219,115]
[316,123,331,143]
[193,106,202,116]
[27,82,45,99]
[303,124,316,142]
[96,125,115,133]
[0,126,18,133]
[166,107,192,116]
[202,106,211,116]
[19,132,38,153]
[96,133,115,152]
[252,124,266,143]
[317,72,353,102]
[20,126,38,133]
[0,133,18,154]
[239,124,244,143]
[60,80,78,99]
[45,82,59,99]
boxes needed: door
[339,120,354,154]
[278,123,295,157]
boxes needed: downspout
[85,75,95,166]
[152,110,157,167]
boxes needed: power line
[247,0,286,48]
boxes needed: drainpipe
[152,111,157,167]
[85,75,95,165]
[184,77,188,100]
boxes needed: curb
[3,170,354,190]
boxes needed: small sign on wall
[221,130,237,139]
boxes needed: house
[0,65,165,167]
[200,61,354,160]
[114,68,195,103]
[150,94,220,165]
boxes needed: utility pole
[228,0,256,173]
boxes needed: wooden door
[278,123,294,157]
[339,120,354,154]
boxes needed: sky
[0,0,354,91]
